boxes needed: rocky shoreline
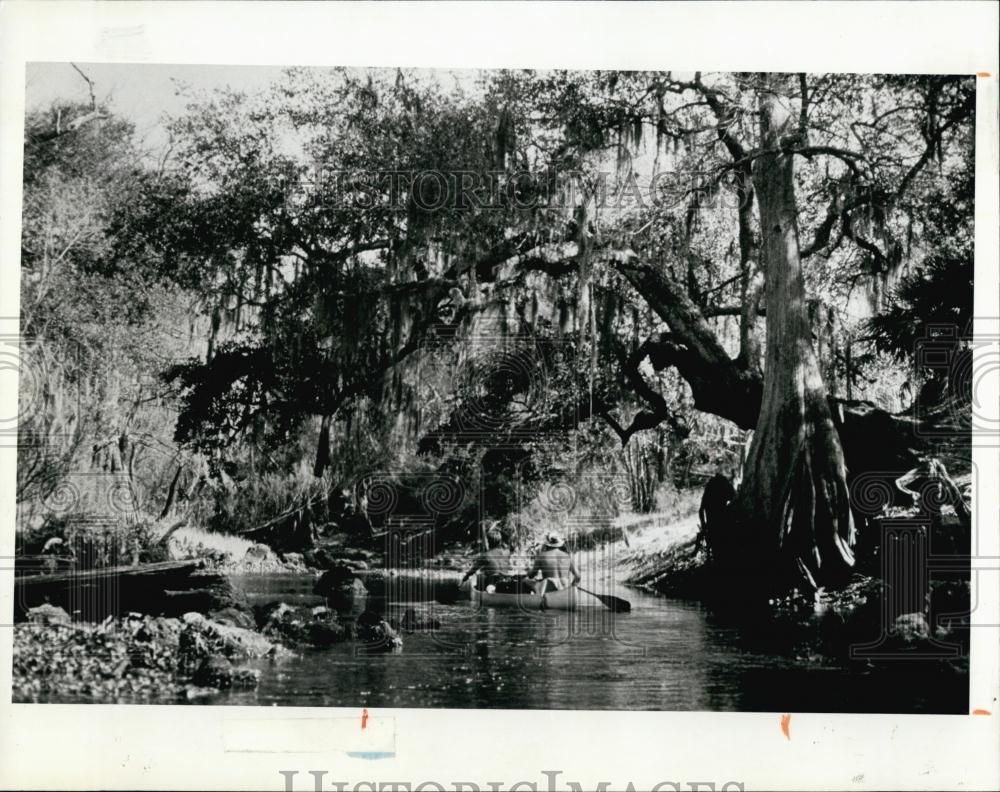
[13,609,277,703]
[11,540,430,704]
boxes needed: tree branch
[793,145,866,177]
[70,63,99,110]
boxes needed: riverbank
[13,493,970,706]
[12,609,277,703]
[12,590,412,703]
[11,530,453,703]
[9,527,342,701]
[613,507,971,672]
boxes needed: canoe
[539,586,608,610]
[470,585,542,610]
[457,582,610,611]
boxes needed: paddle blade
[579,587,631,613]
[604,595,631,613]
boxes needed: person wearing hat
[460,523,512,590]
[524,531,580,594]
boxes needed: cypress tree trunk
[736,75,855,589]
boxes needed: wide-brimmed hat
[543,532,565,548]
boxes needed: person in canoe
[460,524,512,590]
[524,532,580,594]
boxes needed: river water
[221,574,966,713]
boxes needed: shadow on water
[223,573,967,713]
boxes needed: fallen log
[14,559,204,622]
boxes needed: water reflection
[224,575,966,713]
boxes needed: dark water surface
[222,574,967,713]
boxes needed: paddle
[578,586,631,613]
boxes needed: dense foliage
[19,68,974,562]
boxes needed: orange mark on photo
[361,708,369,729]
[972,708,991,716]
[977,71,991,78]
[780,713,791,740]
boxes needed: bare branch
[794,145,867,177]
[70,63,98,110]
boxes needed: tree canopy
[113,71,972,448]
[21,68,975,578]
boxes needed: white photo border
[1,2,997,790]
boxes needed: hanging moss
[600,288,618,358]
